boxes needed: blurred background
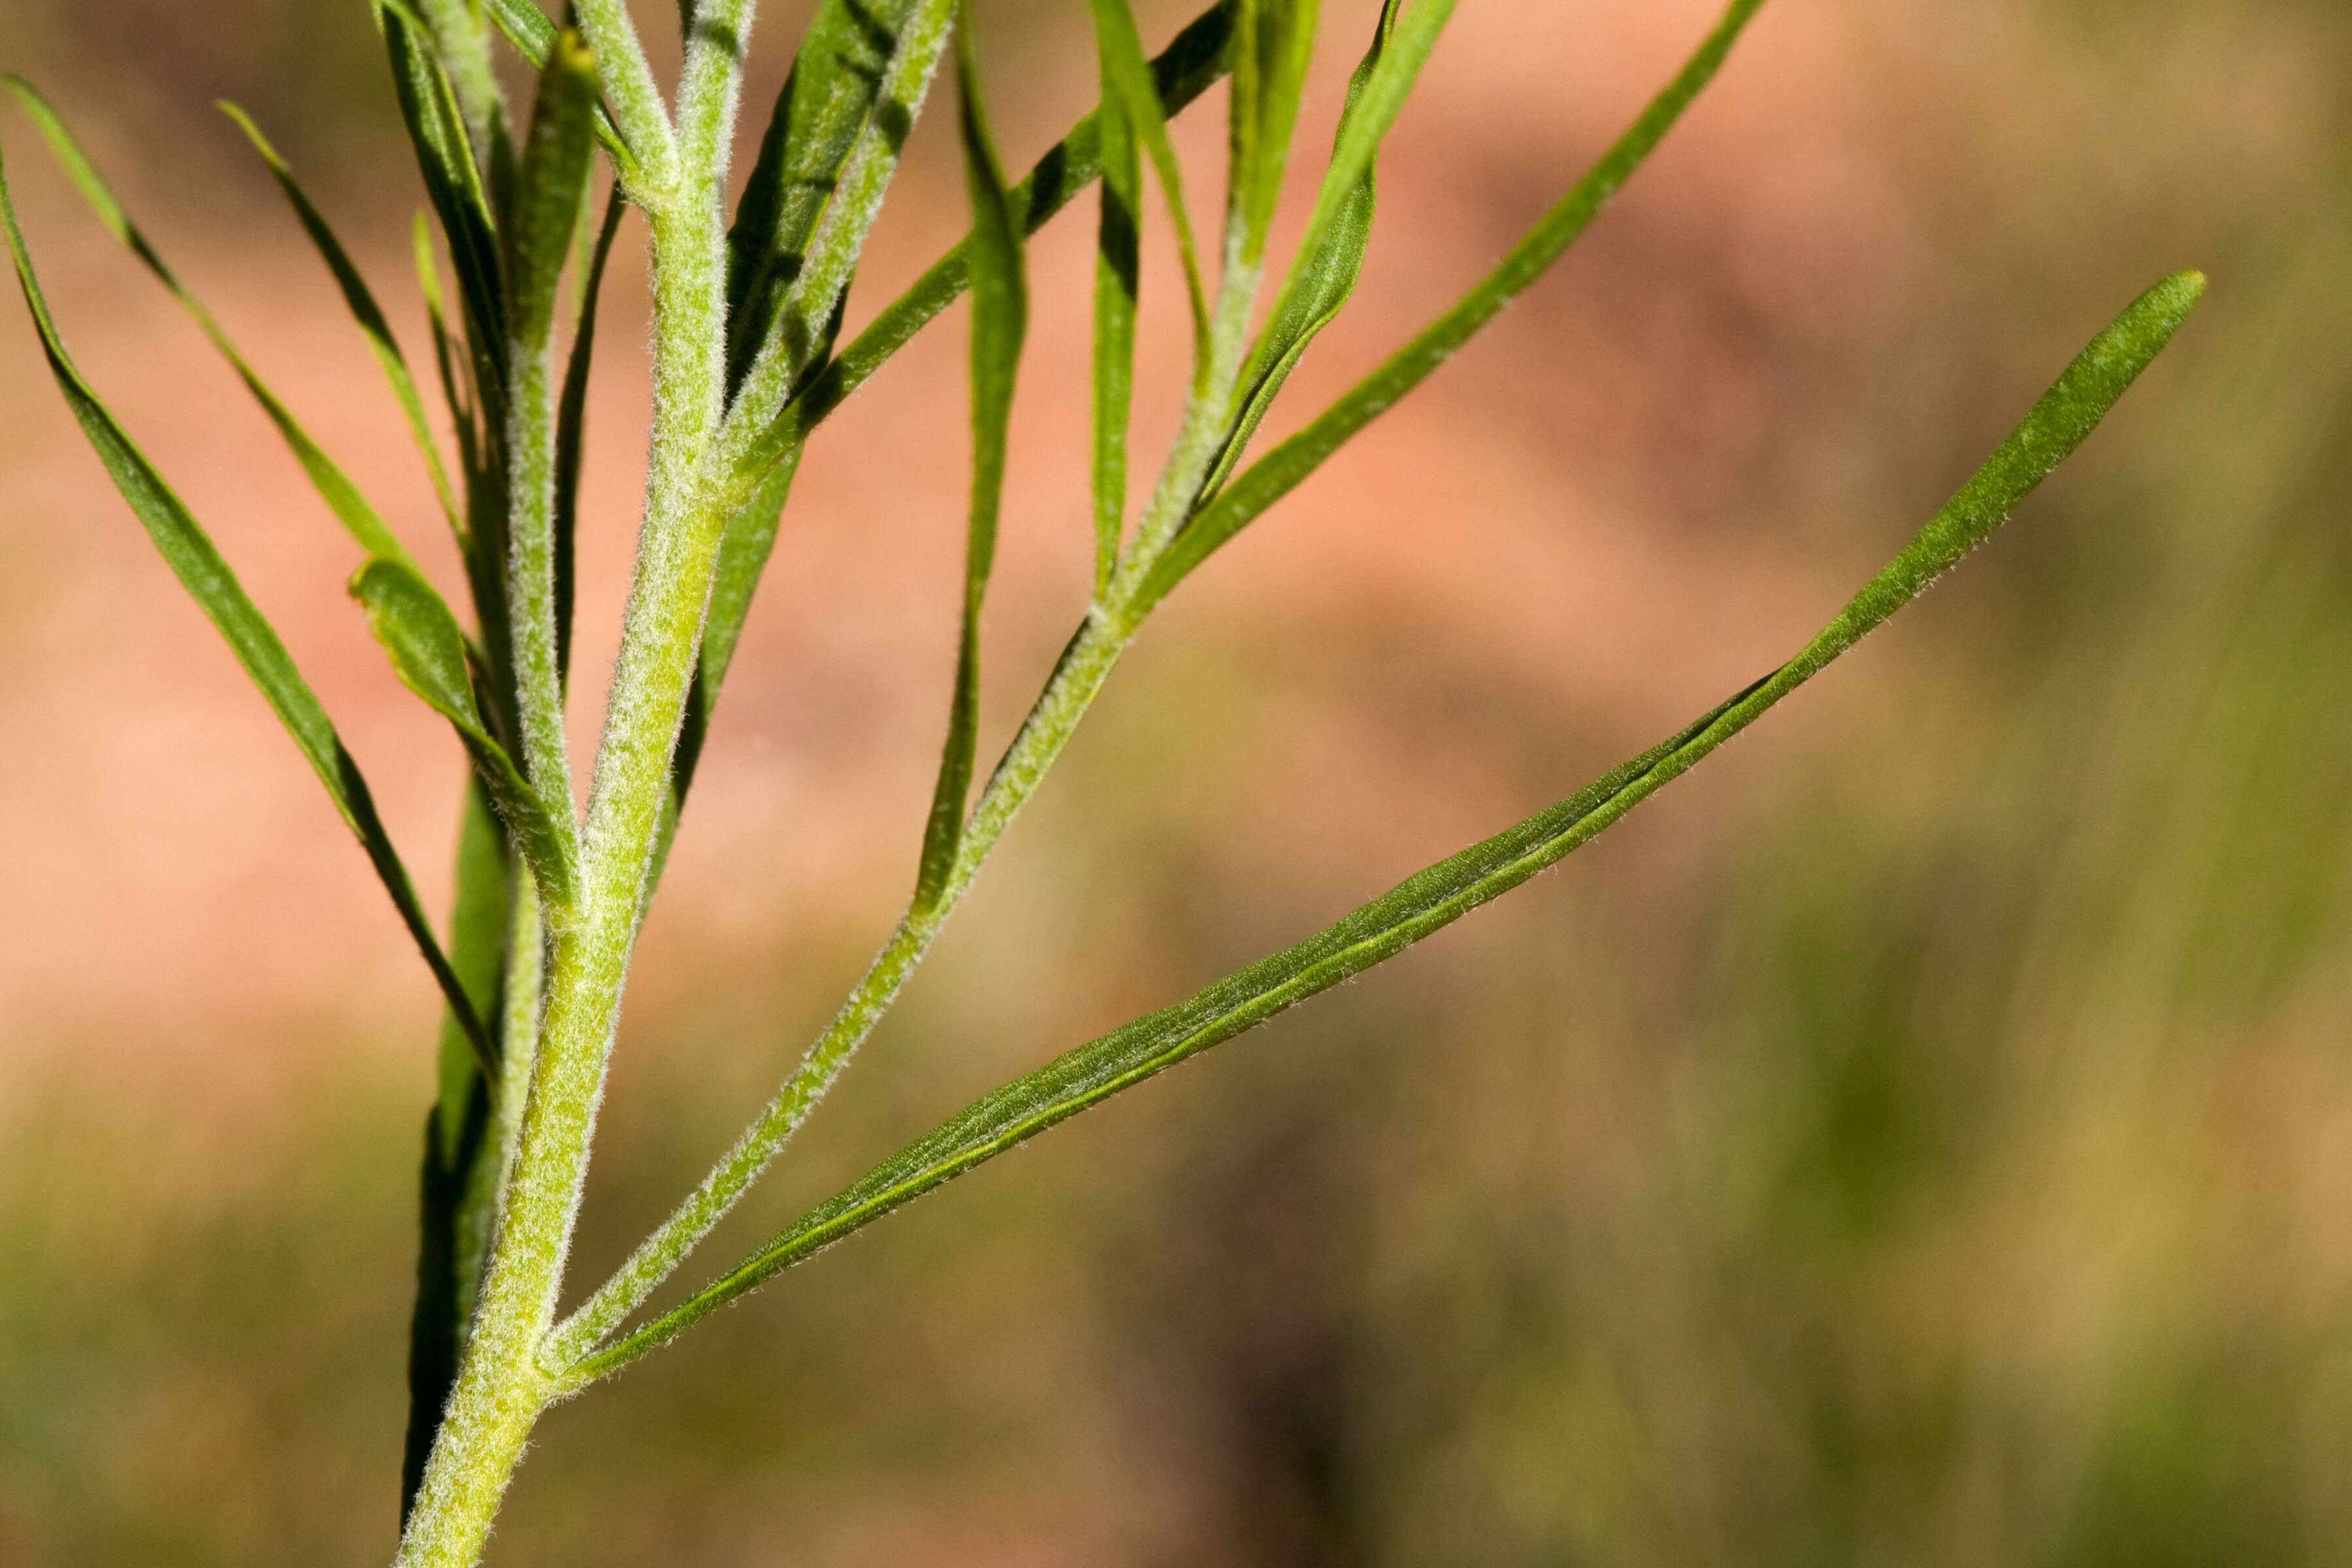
[3,0,2349,1562]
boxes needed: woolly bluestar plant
[0,0,2198,1560]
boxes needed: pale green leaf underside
[569,269,2204,1384]
[504,28,600,357]
[351,559,580,915]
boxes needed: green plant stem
[457,861,545,1306]
[560,269,2205,1384]
[572,0,678,186]
[555,0,1761,1363]
[678,0,759,176]
[502,334,578,834]
[395,155,740,1568]
[714,0,960,460]
[549,612,1131,1364]
[1115,242,1257,580]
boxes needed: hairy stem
[550,612,1132,1364]
[571,0,679,186]
[677,0,760,177]
[503,329,579,832]
[393,148,737,1568]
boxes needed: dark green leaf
[556,186,624,689]
[0,141,495,1072]
[505,28,599,357]
[400,1077,489,1522]
[383,0,508,412]
[351,559,581,915]
[726,0,921,399]
[1196,0,1435,501]
[569,269,2204,1381]
[219,101,463,538]
[725,0,957,417]
[402,780,508,1516]
[916,4,1029,912]
[1090,66,1139,595]
[1086,0,1211,366]
[433,784,512,1159]
[1139,0,1765,613]
[7,78,427,574]
[732,0,1233,487]
[1225,0,1318,269]
[416,212,483,498]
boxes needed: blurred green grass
[7,0,2352,1563]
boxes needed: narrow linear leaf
[567,270,2204,1382]
[661,0,1234,904]
[1225,0,1318,270]
[400,1073,491,1521]
[0,147,496,1072]
[410,162,520,750]
[680,450,802,802]
[7,80,426,574]
[504,28,599,357]
[400,774,509,1520]
[413,0,509,159]
[1140,0,1765,610]
[470,0,638,173]
[1197,0,1428,502]
[723,0,961,440]
[1088,0,1212,365]
[416,212,483,497]
[733,0,1234,485]
[917,7,1030,912]
[351,559,581,916]
[725,0,926,400]
[384,0,508,409]
[556,186,625,688]
[1284,0,1449,284]
[480,0,557,58]
[219,102,462,538]
[495,27,599,833]
[1090,65,1140,595]
[433,783,512,1162]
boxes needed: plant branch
[572,0,679,187]
[1138,0,1767,608]
[714,0,960,464]
[557,0,1772,1360]
[561,269,2204,1384]
[678,0,760,180]
[549,617,1128,1362]
[394,10,740,1556]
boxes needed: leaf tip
[2131,267,2206,344]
